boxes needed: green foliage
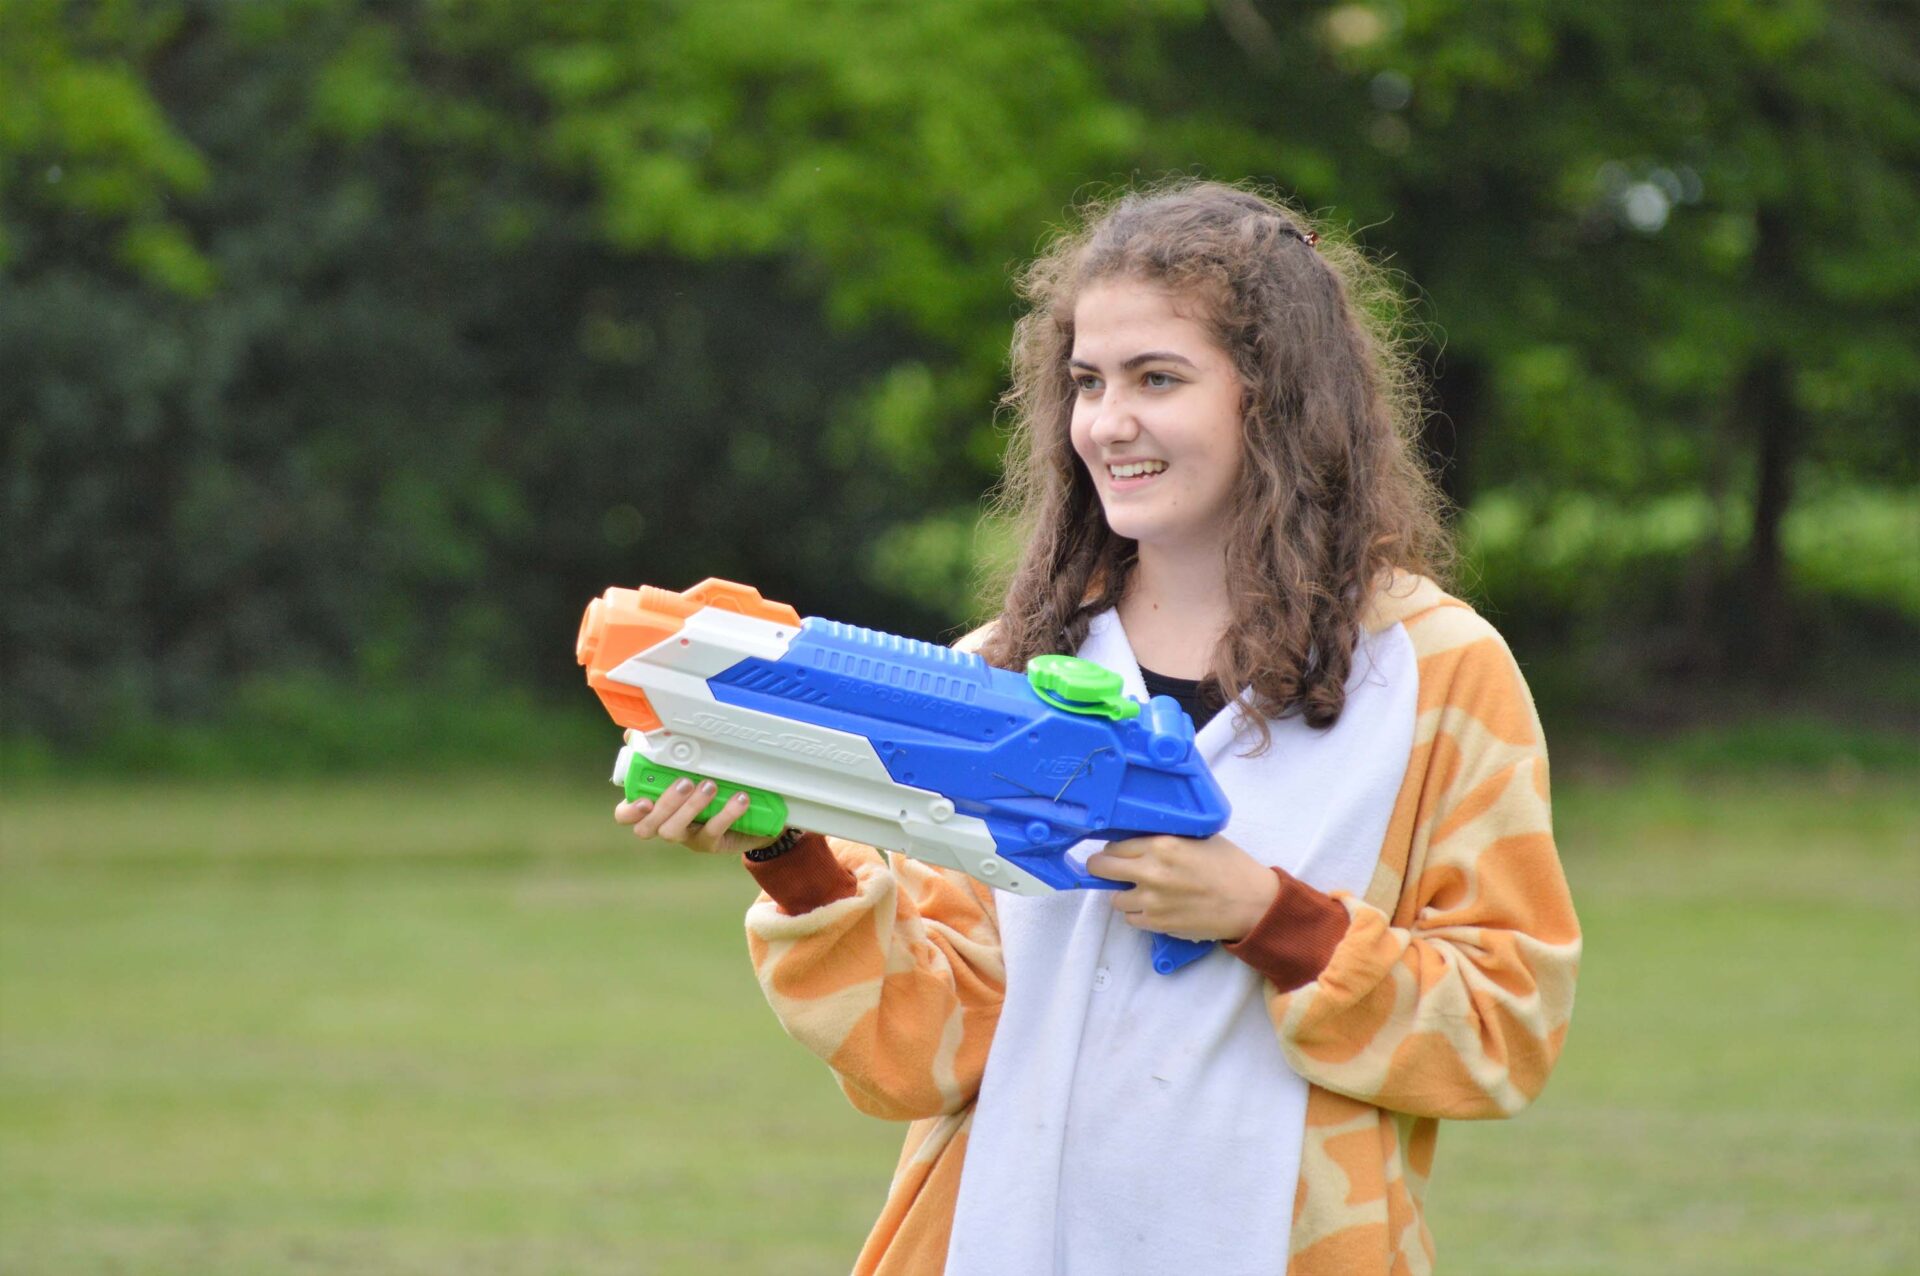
[1462,478,1920,624]
[1784,478,1920,618]
[1459,476,1918,728]
[2,0,1914,760]
[0,0,210,283]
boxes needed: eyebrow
[1068,350,1199,372]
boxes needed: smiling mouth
[1106,460,1168,482]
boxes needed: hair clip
[1294,228,1320,248]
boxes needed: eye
[1074,374,1103,393]
[1144,370,1179,389]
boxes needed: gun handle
[615,748,791,840]
[1149,933,1216,975]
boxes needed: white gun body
[606,607,1055,895]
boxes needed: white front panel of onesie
[947,613,1419,1276]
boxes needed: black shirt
[1137,664,1228,733]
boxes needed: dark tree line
[4,0,1914,746]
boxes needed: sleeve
[741,622,1007,1122]
[1253,606,1582,1120]
[746,839,1006,1122]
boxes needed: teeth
[1109,461,1167,479]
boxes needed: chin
[1103,516,1162,543]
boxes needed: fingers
[1085,834,1159,882]
[1099,836,1153,858]
[656,778,719,842]
[1084,851,1143,883]
[690,791,752,853]
[621,777,697,841]
[1097,839,1160,925]
[615,773,759,858]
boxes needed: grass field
[2,769,1916,1274]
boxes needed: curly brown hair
[976,179,1453,751]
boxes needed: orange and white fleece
[742,575,1580,1274]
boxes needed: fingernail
[635,800,653,814]
[698,780,716,796]
[730,793,747,807]
[672,779,692,795]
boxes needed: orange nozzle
[577,579,803,732]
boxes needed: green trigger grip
[624,757,789,839]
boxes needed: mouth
[1105,459,1168,490]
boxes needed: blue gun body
[709,617,1231,974]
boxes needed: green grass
[2,771,1916,1273]
[1428,776,1920,1273]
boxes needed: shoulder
[950,618,999,655]
[1362,571,1506,660]
[1363,573,1542,752]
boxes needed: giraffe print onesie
[741,574,1581,1274]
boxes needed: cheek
[1067,411,1095,462]
[1200,399,1245,478]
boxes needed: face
[1068,278,1245,557]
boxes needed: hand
[1084,833,1280,942]
[614,775,780,857]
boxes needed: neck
[1117,539,1232,674]
[1130,539,1230,614]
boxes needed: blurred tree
[0,0,211,289]
[794,0,1910,683]
[476,0,1919,672]
[3,0,1914,750]
[2,1,927,736]
[1183,0,1920,674]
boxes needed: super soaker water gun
[576,579,1232,974]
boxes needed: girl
[616,180,1580,1275]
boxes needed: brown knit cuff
[1223,867,1352,992]
[742,832,858,915]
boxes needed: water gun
[575,579,1232,974]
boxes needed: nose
[1088,392,1139,448]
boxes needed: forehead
[1070,279,1219,358]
